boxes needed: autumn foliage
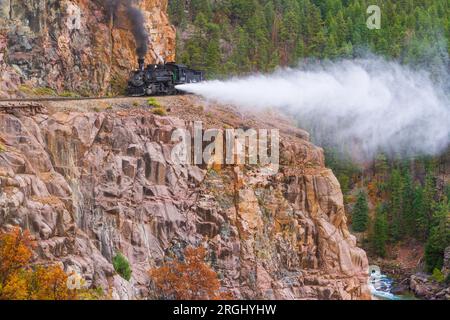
[0,228,80,300]
[149,246,232,300]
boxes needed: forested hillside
[169,0,449,78]
[168,0,450,280]
[325,150,449,274]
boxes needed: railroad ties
[0,102,45,115]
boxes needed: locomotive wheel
[166,81,177,95]
[127,86,145,96]
[168,87,177,95]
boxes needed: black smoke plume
[106,0,149,58]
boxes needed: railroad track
[0,96,141,114]
[0,96,129,103]
[0,94,187,113]
[0,92,192,103]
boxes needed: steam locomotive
[127,58,204,96]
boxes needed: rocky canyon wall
[0,97,371,299]
[0,0,176,97]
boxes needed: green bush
[147,97,162,108]
[19,85,57,96]
[431,268,445,283]
[113,252,132,281]
[33,87,57,96]
[19,85,34,95]
[59,90,80,98]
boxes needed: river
[369,273,418,300]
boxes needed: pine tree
[401,169,415,237]
[204,23,221,77]
[190,0,212,20]
[374,153,389,182]
[232,27,252,73]
[372,153,389,198]
[168,0,187,27]
[169,0,450,78]
[352,190,369,232]
[371,204,389,257]
[445,184,450,200]
[388,169,404,241]
[264,1,276,34]
[422,173,437,237]
[413,183,428,239]
[424,199,450,272]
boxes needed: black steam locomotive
[127,58,204,96]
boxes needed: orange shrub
[149,246,232,300]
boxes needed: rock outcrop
[410,273,450,300]
[0,0,175,97]
[409,247,450,300]
[0,96,371,299]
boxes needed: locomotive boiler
[127,58,204,96]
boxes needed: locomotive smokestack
[138,58,145,71]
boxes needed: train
[127,58,204,96]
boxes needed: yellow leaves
[77,287,107,300]
[0,228,34,300]
[0,228,101,300]
[0,266,75,300]
[0,228,34,280]
[0,270,29,300]
[149,246,232,300]
[29,266,77,300]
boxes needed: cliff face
[0,96,371,299]
[0,0,175,97]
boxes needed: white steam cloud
[177,59,450,158]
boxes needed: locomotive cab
[165,63,204,84]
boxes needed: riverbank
[368,243,450,300]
